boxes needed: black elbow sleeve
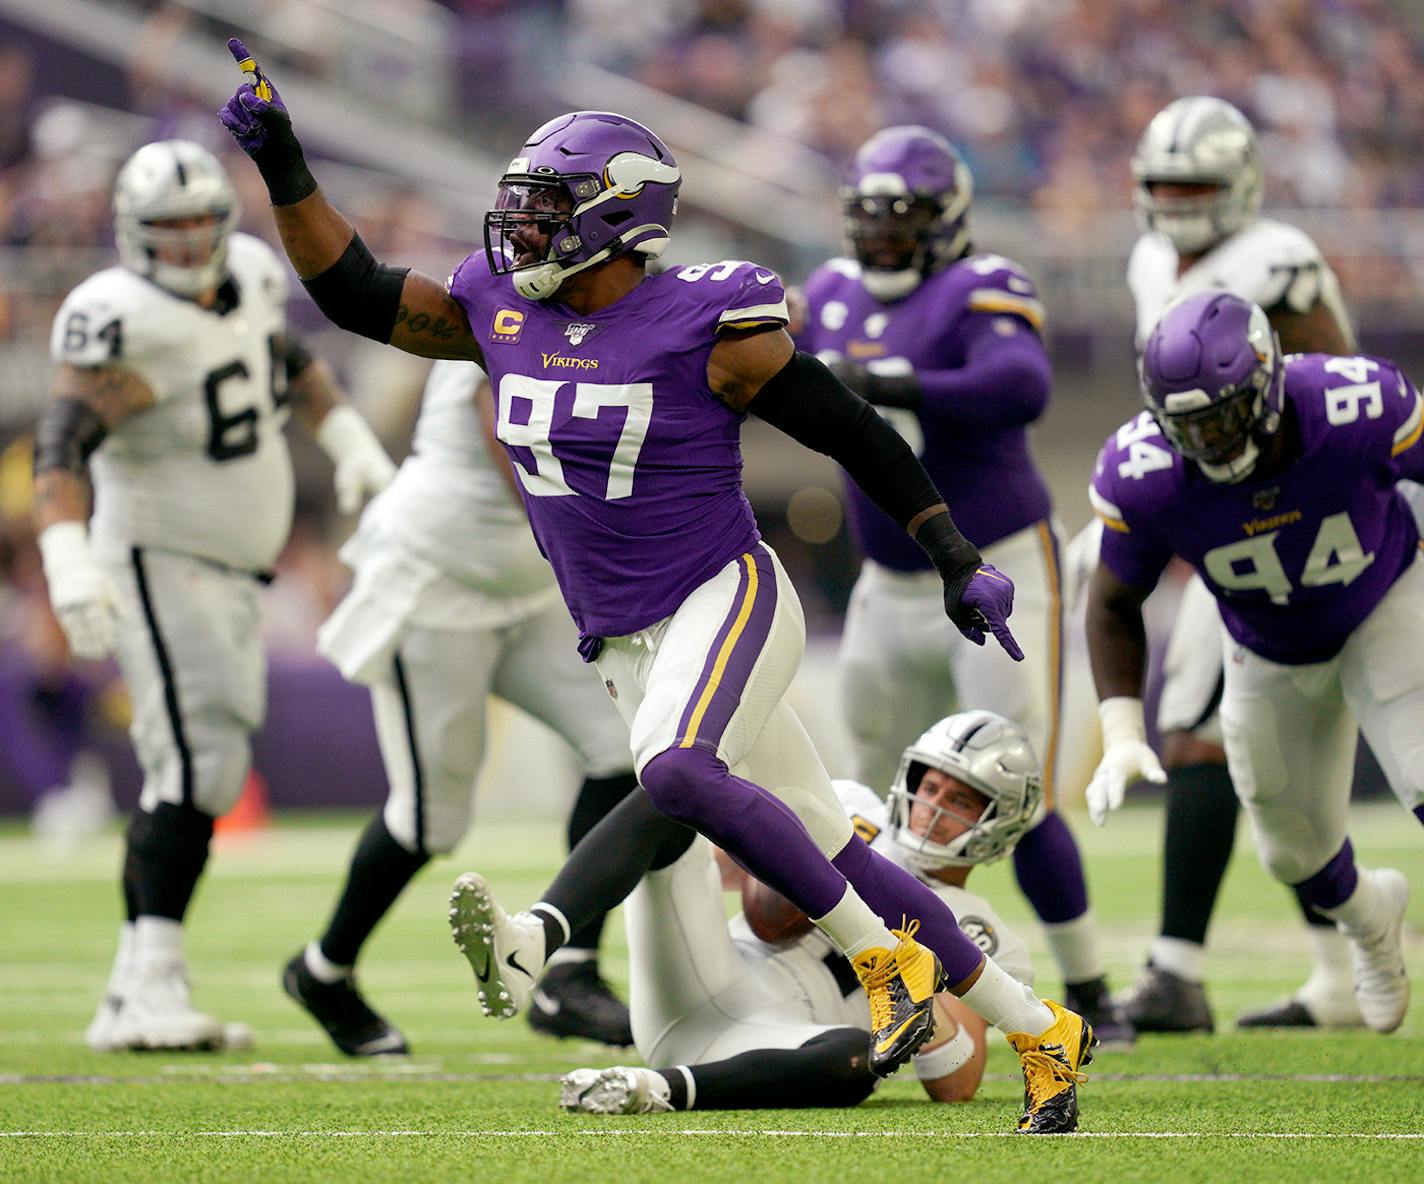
[747,350,941,526]
[748,350,980,577]
[33,397,107,477]
[300,233,410,344]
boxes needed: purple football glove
[946,563,1024,661]
[217,39,316,206]
[218,39,285,155]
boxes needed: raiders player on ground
[285,359,638,1055]
[555,713,1048,1121]
[1080,96,1367,1033]
[33,140,394,1051]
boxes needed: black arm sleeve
[746,350,980,578]
[33,397,108,477]
[300,233,410,344]
[277,333,316,382]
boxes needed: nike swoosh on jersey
[755,272,776,284]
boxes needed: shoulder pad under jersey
[667,259,789,333]
[50,267,183,369]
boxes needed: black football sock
[563,772,639,952]
[318,814,429,967]
[537,788,695,957]
[660,1027,875,1110]
[124,803,214,922]
[1159,762,1239,946]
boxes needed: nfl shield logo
[565,322,597,347]
[1252,487,1280,511]
[604,678,618,701]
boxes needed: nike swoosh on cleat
[474,954,491,983]
[875,1015,919,1053]
[507,951,533,980]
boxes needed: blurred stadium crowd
[0,0,1420,823]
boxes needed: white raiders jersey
[354,359,554,598]
[1127,217,1355,351]
[50,233,294,571]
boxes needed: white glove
[38,522,121,660]
[316,405,396,514]
[1085,696,1166,826]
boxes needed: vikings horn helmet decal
[484,111,681,300]
[841,125,973,302]
[1140,289,1284,483]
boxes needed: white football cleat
[84,990,130,1052]
[115,959,225,1050]
[560,1066,674,1115]
[448,872,545,1019]
[1342,868,1410,1033]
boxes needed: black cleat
[282,952,409,1057]
[1007,999,1095,1134]
[1116,962,1214,1034]
[528,961,633,1047]
[1063,975,1136,1048]
[1236,998,1318,1028]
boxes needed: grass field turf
[1,802,1420,1183]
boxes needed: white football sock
[1041,912,1104,984]
[1301,925,1354,996]
[305,941,351,984]
[133,916,183,965]
[813,885,895,958]
[1319,866,1379,935]
[545,947,597,970]
[1150,936,1206,983]
[105,923,136,993]
[958,955,1055,1035]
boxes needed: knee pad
[640,747,726,828]
[188,725,252,816]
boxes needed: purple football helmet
[484,111,681,300]
[1141,289,1284,483]
[841,126,973,301]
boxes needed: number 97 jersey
[448,251,789,641]
[49,233,295,572]
[1091,353,1424,664]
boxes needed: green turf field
[1,802,1420,1183]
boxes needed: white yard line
[0,1129,1421,1140]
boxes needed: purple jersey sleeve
[677,260,789,334]
[1089,412,1180,591]
[956,254,1046,334]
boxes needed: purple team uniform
[799,255,1051,567]
[1093,354,1424,664]
[448,252,787,646]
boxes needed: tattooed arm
[31,363,154,659]
[32,363,154,531]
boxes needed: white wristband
[315,405,381,463]
[912,1022,975,1081]
[1098,696,1148,748]
[38,520,91,577]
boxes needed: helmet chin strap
[512,244,616,300]
[1197,437,1260,483]
[862,267,922,301]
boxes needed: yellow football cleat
[853,919,943,1077]
[1005,998,1096,1134]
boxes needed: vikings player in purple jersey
[1086,289,1421,1033]
[218,43,1093,1128]
[798,126,1129,1044]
